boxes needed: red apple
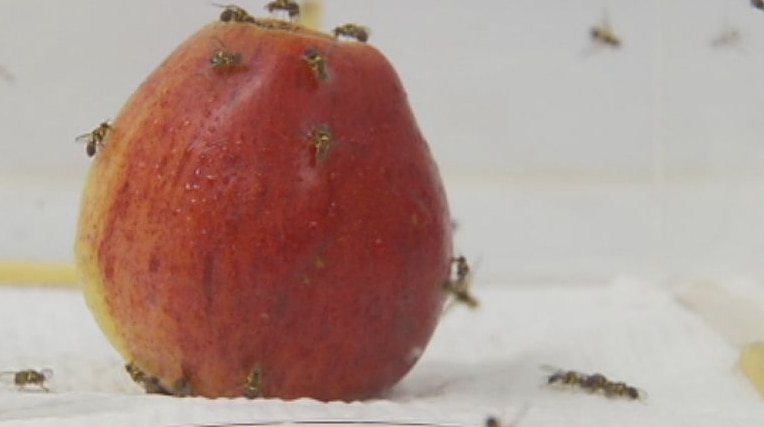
[75,12,452,401]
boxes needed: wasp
[310,124,333,161]
[210,37,245,70]
[171,377,193,397]
[333,23,371,42]
[0,368,53,392]
[244,364,263,399]
[76,121,110,157]
[214,3,256,23]
[602,380,643,399]
[126,362,192,396]
[125,362,172,395]
[265,0,300,20]
[543,366,646,401]
[590,26,621,48]
[590,12,621,48]
[752,0,764,11]
[443,255,479,311]
[304,47,328,81]
[545,367,587,387]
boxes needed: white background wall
[2,0,764,283]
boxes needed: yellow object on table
[0,261,78,287]
[740,341,764,398]
[298,0,323,30]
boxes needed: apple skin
[75,19,452,401]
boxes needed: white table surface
[0,280,762,427]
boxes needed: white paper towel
[0,281,761,427]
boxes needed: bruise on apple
[76,12,452,401]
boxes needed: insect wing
[75,132,93,143]
[39,368,54,380]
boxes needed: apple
[75,9,452,401]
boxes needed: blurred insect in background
[76,121,111,157]
[443,255,480,313]
[333,23,371,42]
[709,12,743,50]
[0,65,13,83]
[210,38,245,70]
[0,368,53,392]
[542,365,646,401]
[214,3,256,23]
[297,0,323,30]
[710,25,741,49]
[752,0,763,12]
[265,0,301,20]
[589,11,622,49]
